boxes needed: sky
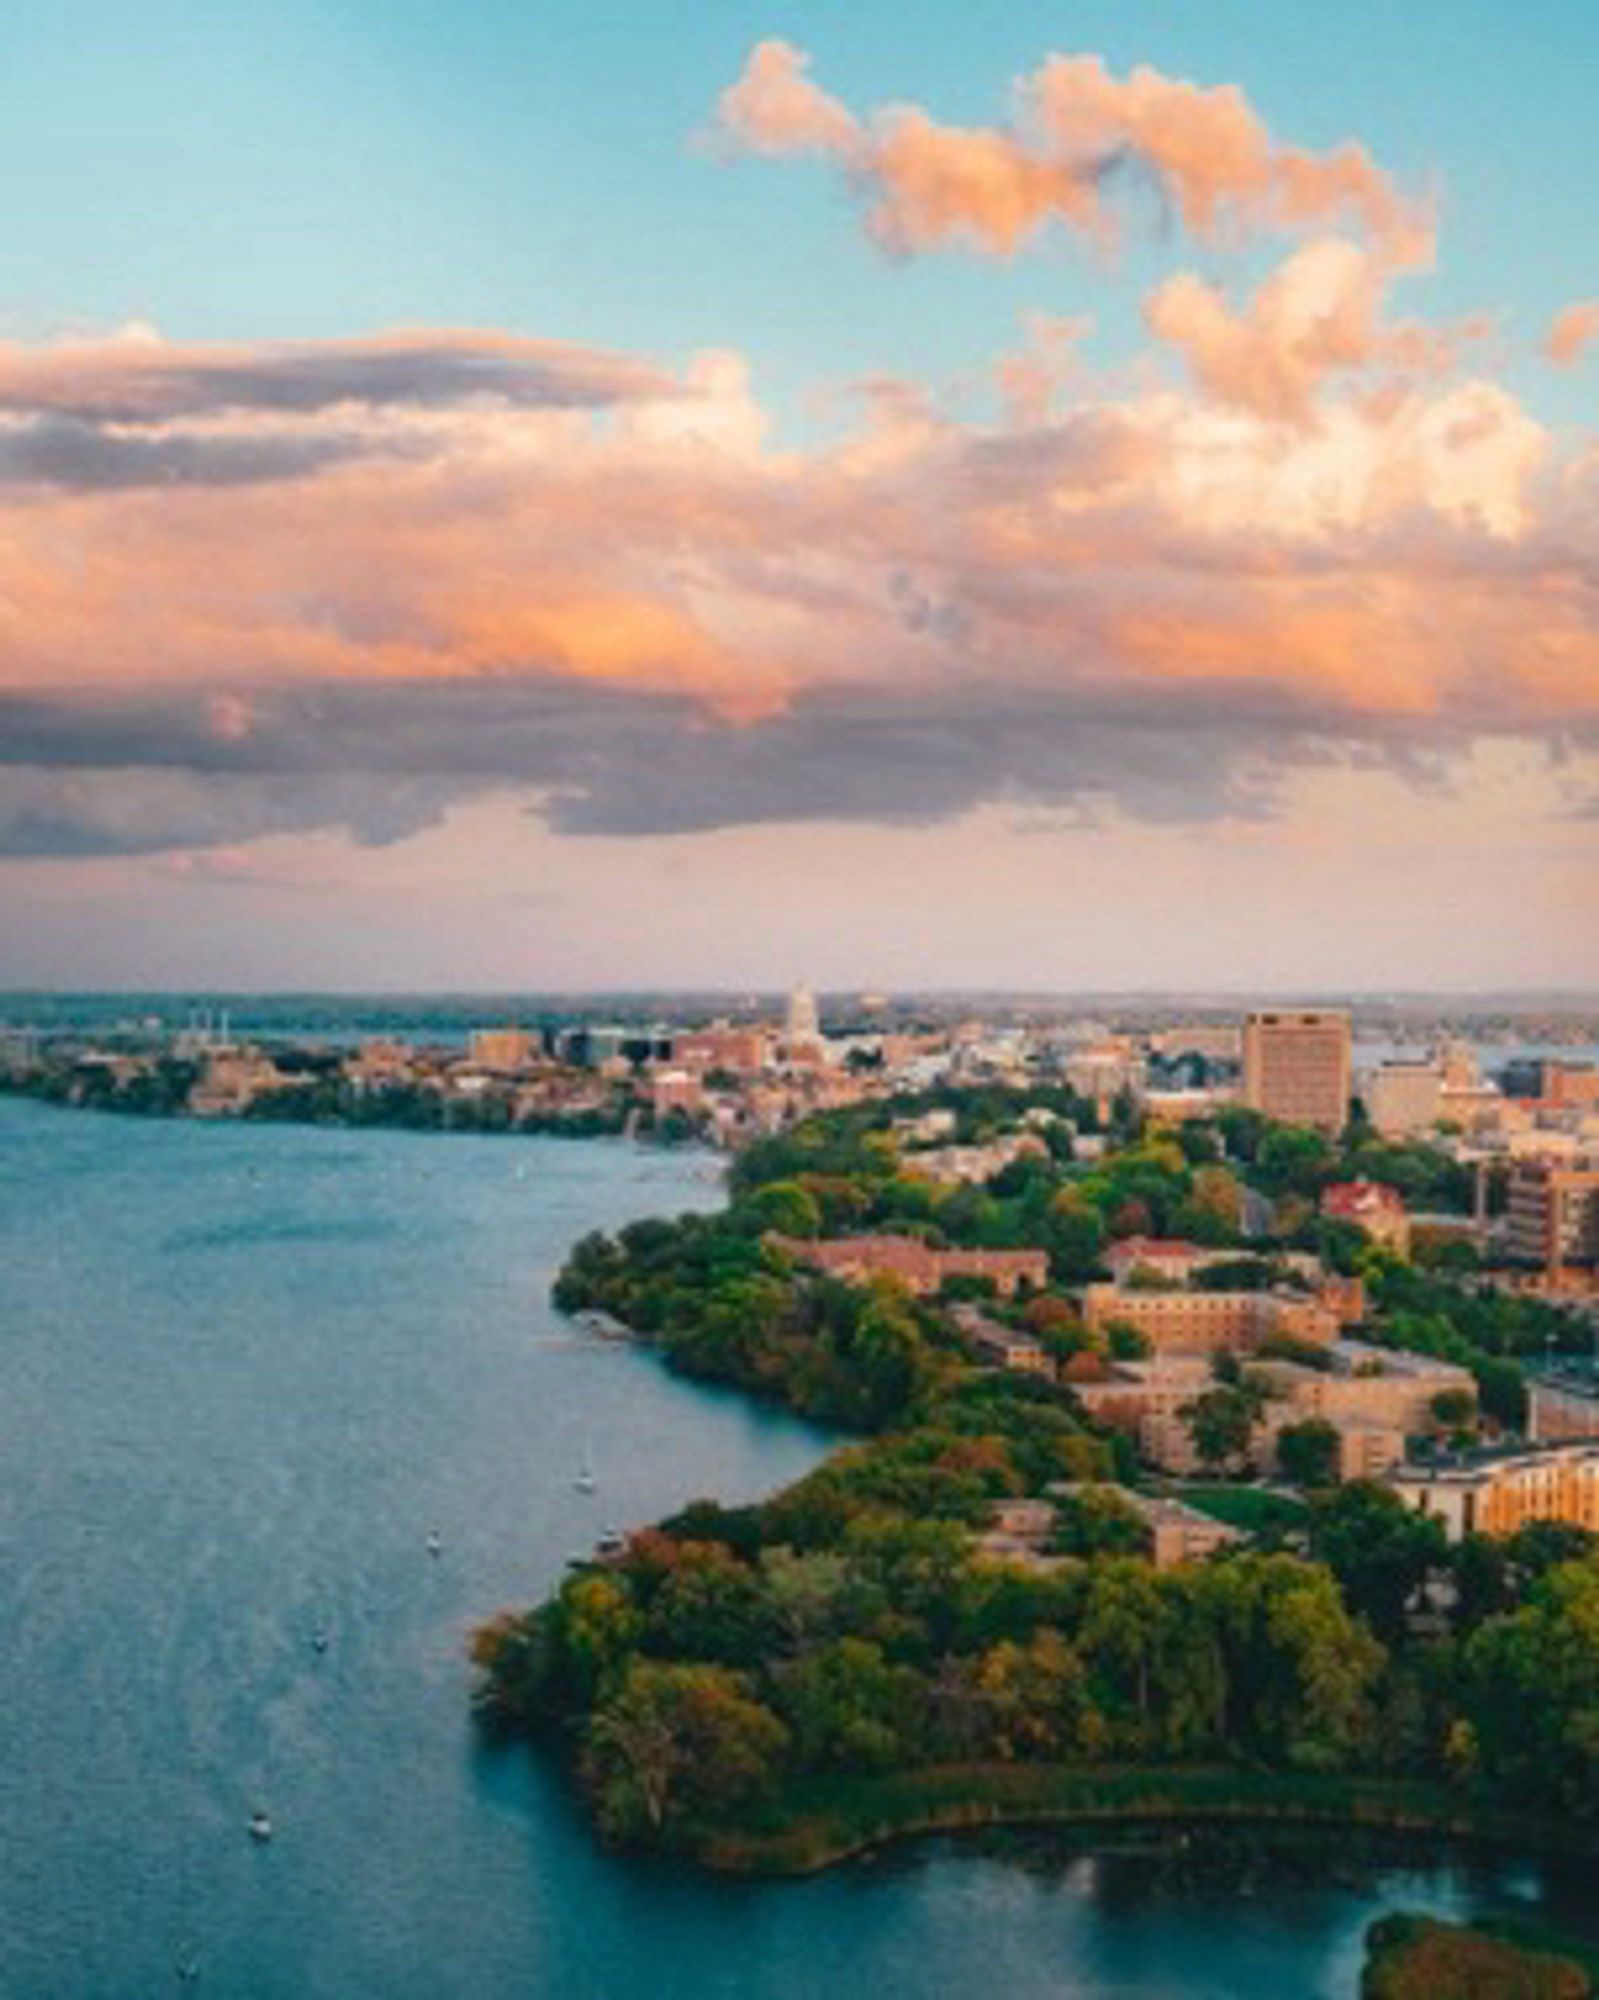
[1,0,1597,993]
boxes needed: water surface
[3,1096,1596,1999]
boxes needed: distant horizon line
[5,986,1599,1007]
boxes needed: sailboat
[573,1441,596,1493]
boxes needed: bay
[3,1096,1597,1999]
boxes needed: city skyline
[2,2,1597,989]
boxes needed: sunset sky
[2,0,1597,991]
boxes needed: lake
[3,1095,1596,1998]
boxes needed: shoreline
[686,1765,1595,1878]
[484,1091,1599,1879]
[0,1079,698,1149]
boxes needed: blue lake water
[3,1094,1597,1999]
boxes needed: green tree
[773,1636,926,1772]
[1105,1319,1151,1361]
[1184,1384,1262,1473]
[742,1181,823,1239]
[1466,1558,1599,1816]
[1429,1387,1477,1434]
[1308,1482,1446,1646]
[642,1543,773,1668]
[554,1570,643,1703]
[1276,1418,1341,1490]
[1047,1484,1153,1559]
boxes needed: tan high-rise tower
[1242,1009,1352,1134]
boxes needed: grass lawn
[1169,1483,1309,1534]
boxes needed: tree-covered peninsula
[473,1092,1599,1870]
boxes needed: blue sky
[4,0,1594,426]
[0,3,1596,989]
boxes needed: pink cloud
[712,39,861,158]
[711,43,1431,263]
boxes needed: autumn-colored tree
[584,1660,788,1840]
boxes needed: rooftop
[1393,1437,1599,1484]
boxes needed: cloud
[1547,301,1599,367]
[712,39,861,158]
[0,673,1441,856]
[0,413,400,492]
[1144,239,1474,424]
[0,763,474,859]
[710,42,1430,262]
[994,313,1093,426]
[0,296,1594,862]
[0,326,690,496]
[0,325,674,424]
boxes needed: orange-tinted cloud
[1027,57,1428,258]
[1547,301,1599,367]
[0,314,1594,860]
[1145,239,1472,423]
[711,42,1431,262]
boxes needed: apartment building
[1080,1281,1341,1353]
[1364,1060,1443,1138]
[1251,1340,1475,1436]
[1391,1441,1599,1540]
[1505,1159,1599,1272]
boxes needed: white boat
[248,1810,273,1843]
[426,1530,442,1557]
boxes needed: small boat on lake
[248,1810,273,1843]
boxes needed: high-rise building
[1241,1009,1352,1134]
